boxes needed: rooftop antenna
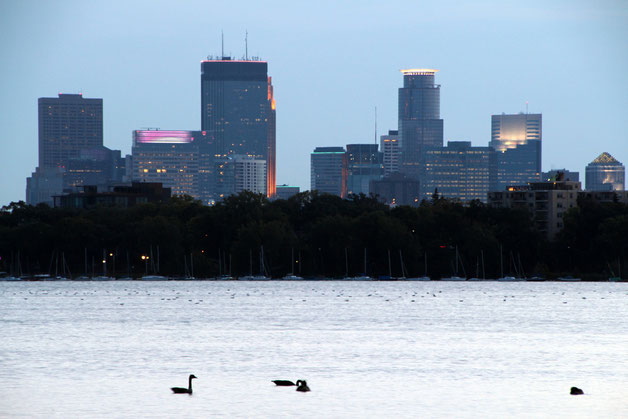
[374,106,378,145]
[526,101,529,114]
[221,30,224,58]
[245,30,248,60]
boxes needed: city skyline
[1,0,627,205]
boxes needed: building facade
[53,183,171,209]
[310,147,347,197]
[424,141,492,202]
[27,93,126,205]
[233,155,267,195]
[542,169,580,182]
[398,69,443,183]
[275,185,300,200]
[132,130,214,202]
[345,144,384,196]
[380,130,401,176]
[488,180,581,239]
[489,113,542,191]
[585,152,625,191]
[38,93,103,170]
[370,172,421,207]
[26,167,64,206]
[201,57,276,198]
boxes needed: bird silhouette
[171,374,197,394]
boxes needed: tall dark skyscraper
[201,57,276,198]
[398,69,444,182]
[489,113,542,191]
[28,93,115,205]
[38,93,103,169]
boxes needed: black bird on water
[296,380,310,392]
[570,387,584,395]
[272,380,296,386]
[171,374,197,394]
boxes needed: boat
[141,275,169,281]
[282,274,303,280]
[558,276,581,282]
[282,249,303,279]
[441,276,466,281]
[498,276,524,281]
[342,248,373,280]
[92,276,115,281]
[442,246,466,280]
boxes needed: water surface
[1,281,627,418]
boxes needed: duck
[171,374,197,394]
[570,386,584,395]
[272,380,296,386]
[296,380,310,392]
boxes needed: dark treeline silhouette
[1,191,626,279]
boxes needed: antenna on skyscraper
[374,106,378,145]
[245,30,248,60]
[221,30,224,58]
[526,101,529,114]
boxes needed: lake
[1,281,627,418]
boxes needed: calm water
[1,281,627,418]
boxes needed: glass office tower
[201,57,276,198]
[398,69,443,182]
[424,141,492,203]
[346,144,384,196]
[585,152,625,191]
[132,130,214,202]
[311,147,347,197]
[489,113,542,191]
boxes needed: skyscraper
[345,144,383,196]
[398,69,443,182]
[132,130,213,201]
[380,130,401,176]
[424,141,492,202]
[489,113,542,191]
[201,57,276,198]
[311,147,347,197]
[585,152,625,191]
[38,93,103,169]
[233,155,267,195]
[28,93,122,205]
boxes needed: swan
[171,374,197,394]
[296,380,310,392]
[272,380,296,386]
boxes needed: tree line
[1,192,626,280]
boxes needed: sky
[1,0,627,206]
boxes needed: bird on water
[272,380,296,386]
[171,374,197,394]
[570,387,584,395]
[296,380,310,392]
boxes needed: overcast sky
[1,0,627,205]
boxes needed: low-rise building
[370,172,421,207]
[53,182,171,209]
[489,180,581,239]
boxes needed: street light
[141,255,150,274]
